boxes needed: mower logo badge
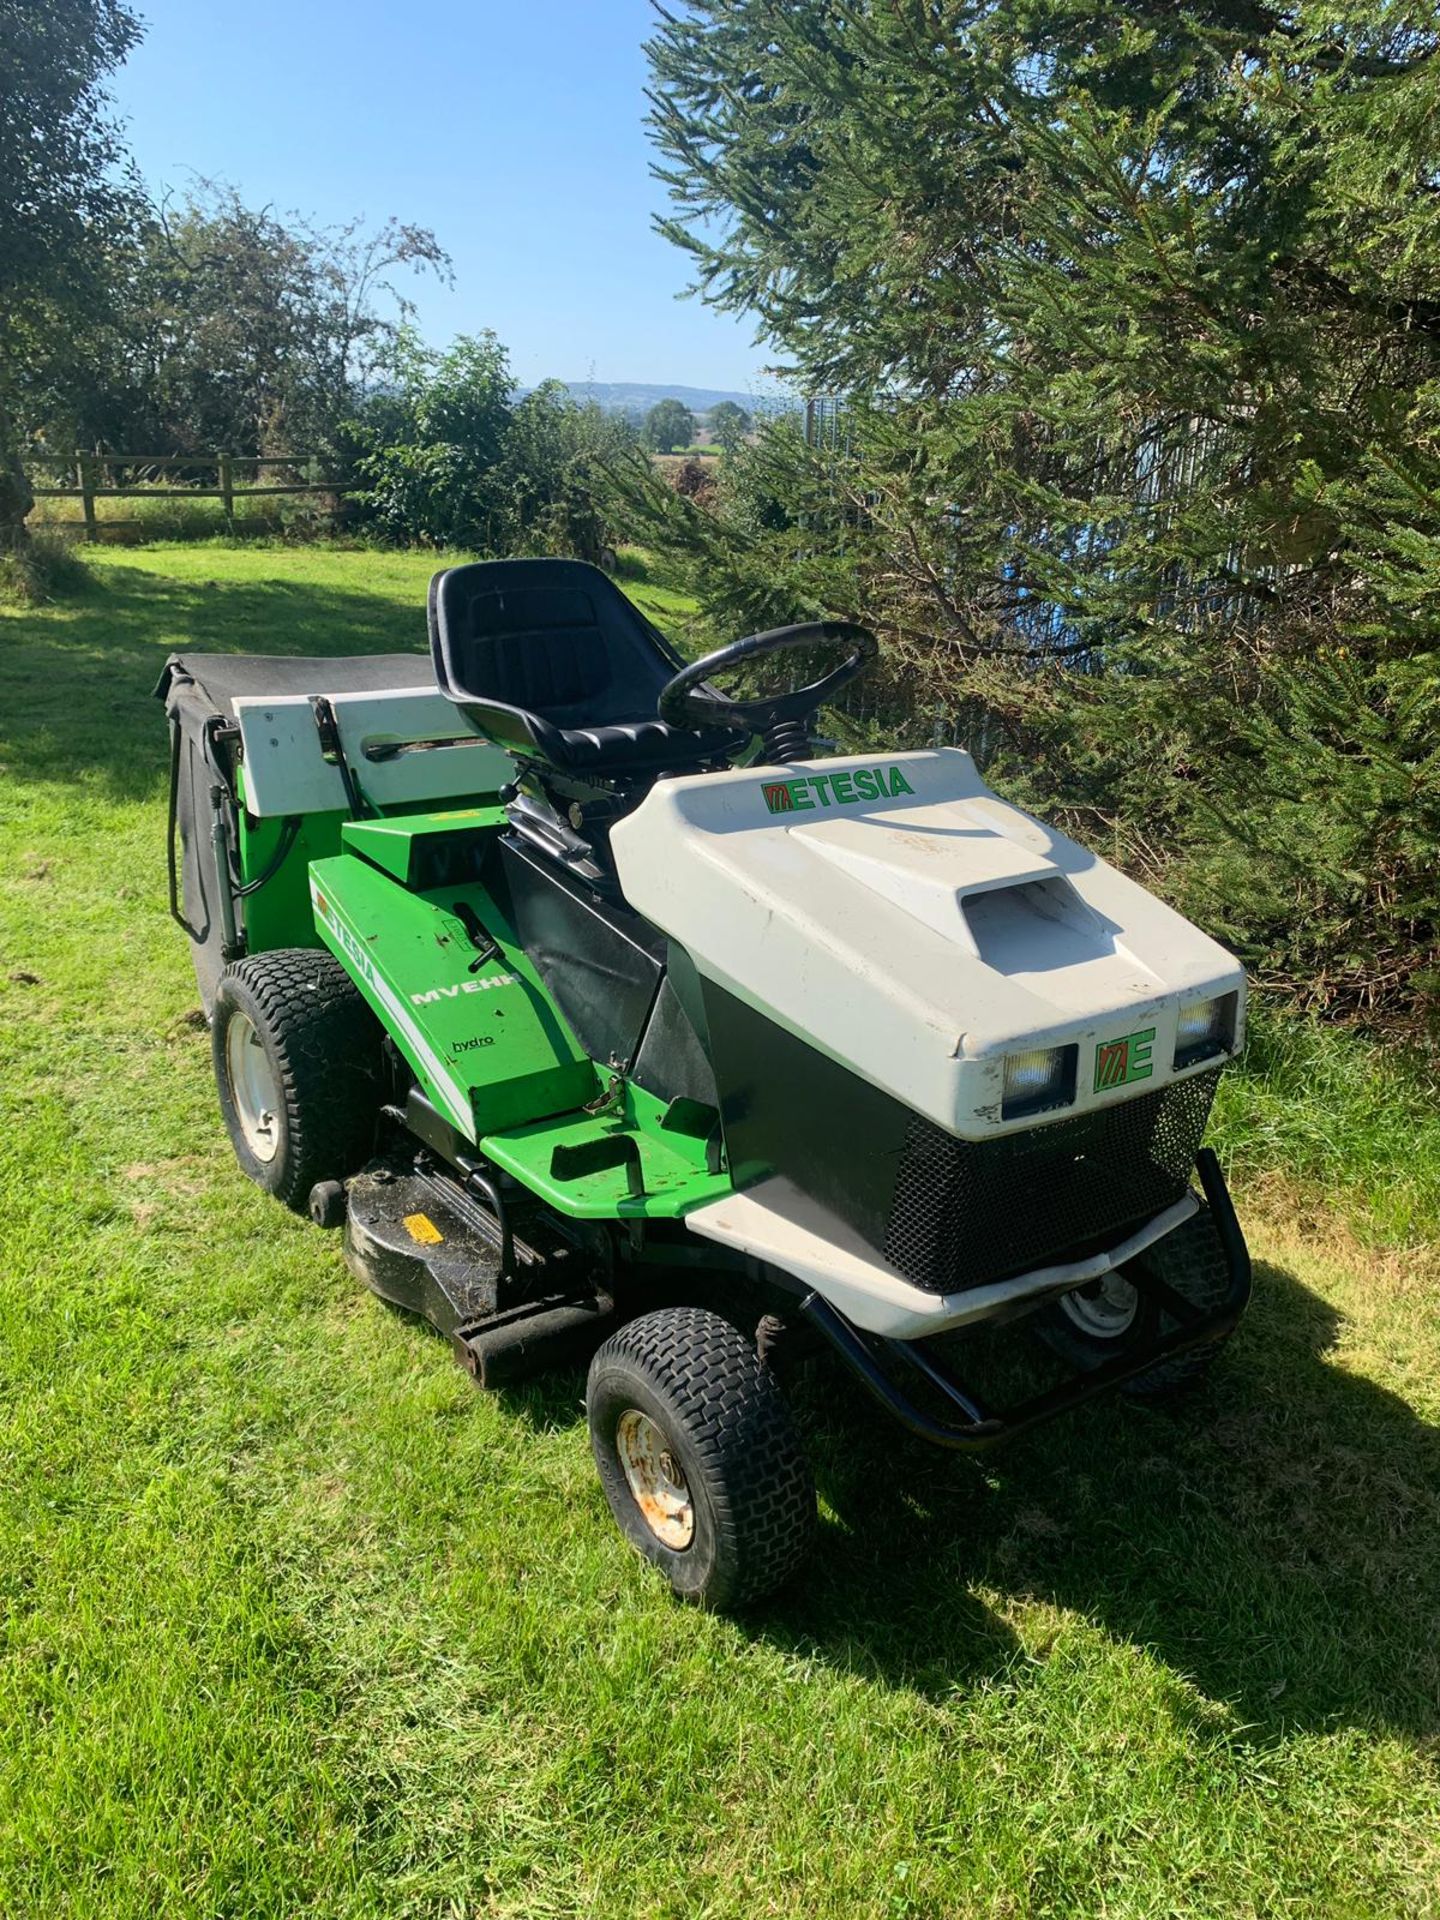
[762,765,915,814]
[411,974,517,1006]
[1094,1026,1155,1090]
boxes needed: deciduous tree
[0,0,143,546]
[643,398,695,453]
[65,186,450,458]
[709,400,751,452]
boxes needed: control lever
[451,900,501,971]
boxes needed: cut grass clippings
[1,543,1437,1917]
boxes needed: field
[650,450,722,482]
[2,543,1438,1917]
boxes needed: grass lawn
[1,542,1437,1918]
[610,545,709,632]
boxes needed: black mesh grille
[884,1071,1220,1293]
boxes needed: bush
[668,457,716,506]
[351,331,512,549]
[350,335,636,560]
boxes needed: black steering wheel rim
[656,619,879,735]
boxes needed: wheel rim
[1058,1269,1140,1339]
[225,1011,281,1164]
[615,1409,694,1550]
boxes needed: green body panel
[340,806,508,886]
[233,769,510,957]
[483,1082,732,1220]
[309,836,596,1139]
[305,809,735,1221]
[234,771,346,955]
[212,691,734,1225]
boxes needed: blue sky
[111,0,775,395]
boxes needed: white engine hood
[609,749,1244,1138]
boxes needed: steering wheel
[657,620,879,761]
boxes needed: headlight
[1001,1043,1077,1120]
[1173,992,1237,1070]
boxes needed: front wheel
[587,1307,816,1610]
[1033,1202,1236,1398]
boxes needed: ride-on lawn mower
[158,559,1251,1608]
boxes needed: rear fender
[307,837,595,1141]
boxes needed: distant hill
[541,380,797,417]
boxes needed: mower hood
[609,749,1245,1140]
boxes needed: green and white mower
[159,558,1252,1609]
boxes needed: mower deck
[343,1149,614,1389]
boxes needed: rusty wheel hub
[615,1408,694,1550]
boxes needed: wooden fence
[24,451,352,538]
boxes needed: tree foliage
[137,192,445,455]
[0,0,140,307]
[643,397,695,451]
[709,400,751,451]
[644,0,1440,1022]
[0,0,143,544]
[30,185,450,460]
[353,336,635,561]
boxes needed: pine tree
[641,0,1440,1021]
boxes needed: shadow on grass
[479,1252,1440,1743]
[741,1257,1440,1745]
[0,565,430,802]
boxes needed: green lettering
[789,779,814,810]
[852,768,878,800]
[887,766,915,796]
[810,774,832,806]
[831,772,855,802]
[1128,1028,1155,1082]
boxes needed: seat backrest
[467,581,609,713]
[429,559,681,755]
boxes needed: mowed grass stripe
[0,544,1436,1917]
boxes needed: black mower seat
[428,557,742,776]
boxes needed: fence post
[75,451,97,541]
[218,452,234,533]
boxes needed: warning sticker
[402,1212,444,1246]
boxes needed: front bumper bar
[798,1149,1251,1451]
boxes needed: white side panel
[609,749,1244,1137]
[333,689,513,810]
[234,696,340,815]
[684,1177,1198,1340]
[235,688,512,816]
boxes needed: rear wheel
[212,949,381,1211]
[587,1306,816,1610]
[1034,1202,1235,1398]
